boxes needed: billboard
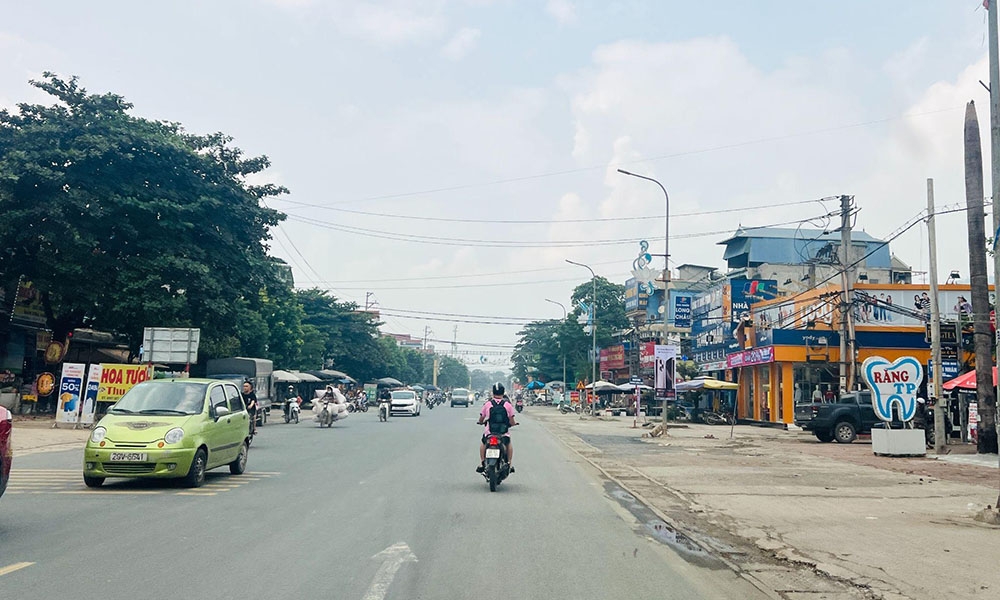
[56,363,86,424]
[79,364,102,425]
[142,328,201,364]
[624,278,649,314]
[599,345,626,370]
[11,279,47,326]
[96,364,153,403]
[729,278,778,323]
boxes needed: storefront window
[759,365,770,421]
[793,363,838,404]
[776,365,784,422]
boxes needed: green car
[83,378,251,488]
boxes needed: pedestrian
[242,380,258,434]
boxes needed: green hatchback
[83,378,250,488]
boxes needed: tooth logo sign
[861,356,923,422]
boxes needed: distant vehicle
[83,379,250,488]
[206,357,273,425]
[451,388,471,407]
[390,390,421,417]
[0,406,11,499]
[794,390,881,443]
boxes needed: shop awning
[273,370,302,383]
[676,377,739,391]
[943,367,997,391]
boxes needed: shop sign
[862,355,922,422]
[96,364,152,402]
[0,370,15,384]
[729,279,778,323]
[673,295,692,329]
[726,346,774,369]
[927,359,960,382]
[36,372,56,396]
[624,278,649,313]
[700,360,727,372]
[599,345,625,370]
[11,279,47,326]
[639,342,656,366]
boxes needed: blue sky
[1,1,995,360]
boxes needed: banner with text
[80,364,102,425]
[96,364,152,403]
[56,362,86,424]
[654,345,678,399]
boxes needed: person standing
[242,380,258,434]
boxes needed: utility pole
[838,195,855,392]
[927,179,947,453]
[988,0,1000,484]
[365,291,376,312]
[965,100,997,455]
[452,325,459,357]
[423,326,432,351]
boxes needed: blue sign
[729,278,778,323]
[673,296,692,328]
[927,359,960,382]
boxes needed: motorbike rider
[242,380,258,434]
[284,385,301,419]
[477,382,517,474]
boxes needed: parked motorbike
[921,401,951,447]
[702,410,734,426]
[481,432,511,492]
[284,397,301,424]
[559,402,580,414]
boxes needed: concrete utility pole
[838,195,855,392]
[566,259,597,418]
[964,100,997,455]
[927,179,947,453]
[423,326,432,351]
[988,0,1000,481]
[545,299,568,404]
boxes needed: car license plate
[485,448,500,458]
[109,452,147,462]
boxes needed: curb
[538,417,783,600]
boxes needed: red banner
[599,345,625,370]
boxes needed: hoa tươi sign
[96,364,153,402]
[726,346,775,369]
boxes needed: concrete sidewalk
[10,416,91,456]
[533,409,1000,600]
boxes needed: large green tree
[0,73,286,355]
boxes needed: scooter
[481,432,511,492]
[559,401,580,414]
[378,399,390,422]
[515,399,524,413]
[317,400,335,428]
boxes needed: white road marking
[361,542,417,600]
[0,562,35,577]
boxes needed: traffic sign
[630,376,643,385]
[576,380,586,390]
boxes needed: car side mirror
[214,405,231,420]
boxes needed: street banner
[56,363,86,424]
[654,345,678,399]
[96,364,152,403]
[80,364,102,425]
[364,383,378,403]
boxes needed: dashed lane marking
[0,562,35,577]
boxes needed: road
[0,403,767,600]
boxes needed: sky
[2,0,998,367]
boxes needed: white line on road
[0,562,35,577]
[362,542,417,600]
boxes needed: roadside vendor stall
[675,377,738,421]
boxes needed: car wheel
[84,474,105,488]
[184,448,208,487]
[229,442,248,475]
[834,421,857,444]
[815,430,835,443]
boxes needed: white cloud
[545,0,576,25]
[441,27,481,60]
[348,3,447,46]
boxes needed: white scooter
[313,391,349,428]
[378,399,390,422]
[284,397,301,424]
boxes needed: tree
[296,289,383,379]
[435,356,469,389]
[569,276,629,350]
[512,317,589,385]
[0,73,286,355]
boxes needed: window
[225,384,245,412]
[210,386,227,412]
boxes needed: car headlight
[90,427,107,444]
[164,428,185,445]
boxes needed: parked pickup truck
[794,391,881,443]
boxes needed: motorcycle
[316,400,335,428]
[515,399,524,413]
[702,410,733,426]
[481,432,511,492]
[559,402,580,414]
[284,397,301,424]
[378,399,390,422]
[346,398,368,413]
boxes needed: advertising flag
[80,364,102,425]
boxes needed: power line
[309,273,629,291]
[295,258,627,285]
[377,307,544,321]
[275,197,829,224]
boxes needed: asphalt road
[0,403,766,600]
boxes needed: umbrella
[423,384,440,391]
[584,380,618,391]
[545,381,565,390]
[377,377,404,387]
[943,367,997,391]
[411,385,425,392]
[289,371,322,382]
[617,383,652,392]
[675,378,739,392]
[526,380,545,390]
[273,370,302,383]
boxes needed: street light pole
[617,168,670,424]
[567,259,597,416]
[545,298,567,404]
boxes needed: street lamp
[545,298,568,405]
[618,169,670,425]
[566,259,597,416]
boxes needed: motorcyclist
[241,380,258,434]
[284,385,301,419]
[477,382,517,474]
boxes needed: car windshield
[109,382,207,415]
[391,391,415,399]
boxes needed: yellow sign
[36,373,56,396]
[576,380,586,390]
[96,364,152,403]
